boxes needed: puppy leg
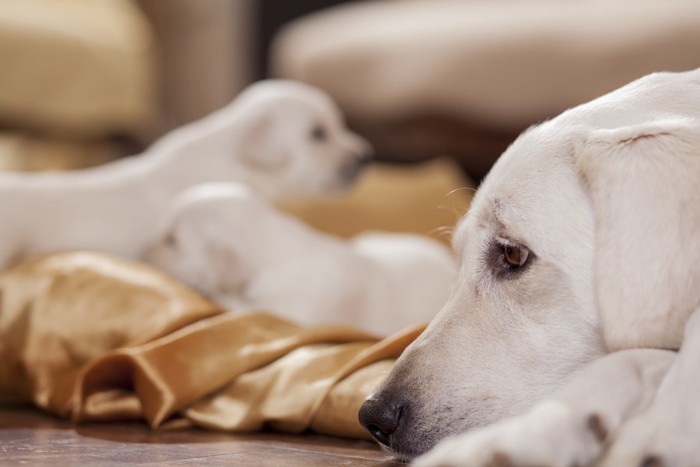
[414,349,674,467]
[600,309,700,467]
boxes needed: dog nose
[358,397,404,447]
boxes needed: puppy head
[222,80,373,199]
[359,123,606,460]
[144,181,361,320]
[144,183,261,299]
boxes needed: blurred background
[1,0,699,182]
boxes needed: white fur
[415,349,675,467]
[144,182,456,336]
[356,68,700,465]
[0,80,371,269]
[598,310,700,467]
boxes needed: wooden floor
[0,406,405,466]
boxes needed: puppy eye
[311,125,327,142]
[503,244,528,268]
[164,232,177,248]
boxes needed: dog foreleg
[599,308,700,467]
[413,349,675,467]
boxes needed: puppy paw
[414,401,606,467]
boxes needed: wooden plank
[0,407,404,466]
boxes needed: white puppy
[144,182,456,336]
[357,68,700,465]
[0,80,371,269]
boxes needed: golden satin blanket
[0,252,423,440]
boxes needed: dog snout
[358,395,405,448]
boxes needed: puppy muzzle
[340,146,374,183]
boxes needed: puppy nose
[355,143,374,166]
[357,145,374,165]
[358,397,404,447]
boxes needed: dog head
[358,69,700,460]
[359,123,606,460]
[193,80,373,200]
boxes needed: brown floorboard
[0,406,405,466]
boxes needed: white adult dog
[144,182,456,336]
[358,68,700,466]
[0,80,371,270]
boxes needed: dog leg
[599,309,700,467]
[413,349,674,467]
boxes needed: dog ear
[575,117,700,351]
[239,111,289,170]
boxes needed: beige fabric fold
[0,252,423,440]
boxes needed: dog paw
[413,433,517,467]
[598,403,700,467]
[598,348,700,467]
[414,401,605,467]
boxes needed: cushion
[0,0,156,137]
[272,0,700,129]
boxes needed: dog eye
[491,240,533,277]
[503,244,528,268]
[311,126,327,142]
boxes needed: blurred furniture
[0,0,253,171]
[139,0,253,133]
[270,0,700,181]
[254,0,356,79]
[0,0,152,170]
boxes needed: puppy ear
[239,112,289,170]
[575,117,700,351]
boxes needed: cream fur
[144,182,456,336]
[0,80,371,269]
[357,68,700,465]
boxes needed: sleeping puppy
[357,68,700,465]
[0,80,371,269]
[144,182,456,336]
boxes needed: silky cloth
[0,252,422,439]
